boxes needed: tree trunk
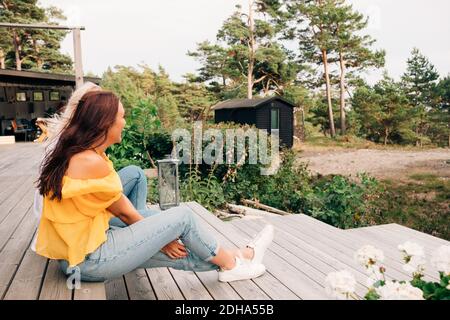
[339,52,347,135]
[322,49,336,137]
[12,29,21,71]
[384,127,389,145]
[247,0,255,99]
[33,38,43,70]
[0,48,5,69]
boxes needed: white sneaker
[246,224,274,264]
[218,257,266,282]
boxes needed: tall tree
[401,48,439,146]
[286,0,339,137]
[173,73,217,122]
[331,0,385,135]
[0,0,72,72]
[189,0,290,99]
[352,74,413,145]
[430,76,450,147]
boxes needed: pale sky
[38,0,450,83]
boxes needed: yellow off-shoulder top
[35,152,123,267]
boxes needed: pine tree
[0,0,72,72]
[352,74,413,145]
[188,0,294,99]
[286,0,339,137]
[331,0,385,135]
[401,48,439,146]
[431,76,450,147]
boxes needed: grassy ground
[299,134,442,151]
[372,174,450,240]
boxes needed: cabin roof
[211,96,295,110]
[0,69,101,85]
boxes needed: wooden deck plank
[3,249,47,300]
[0,145,37,173]
[146,267,185,300]
[383,224,449,246]
[194,271,242,300]
[285,215,440,281]
[169,269,213,300]
[178,204,273,300]
[0,175,29,205]
[0,146,40,177]
[345,226,443,277]
[267,214,408,282]
[0,175,35,225]
[346,225,436,260]
[188,202,324,300]
[0,186,35,251]
[105,277,129,300]
[0,207,39,298]
[73,283,107,300]
[39,260,72,300]
[237,217,374,290]
[280,214,423,281]
[124,268,156,300]
[187,202,295,300]
[231,218,367,298]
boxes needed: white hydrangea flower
[366,265,384,287]
[398,241,426,276]
[355,245,385,268]
[398,241,425,258]
[430,245,450,276]
[376,281,424,300]
[402,255,426,276]
[325,270,357,300]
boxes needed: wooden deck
[0,142,448,300]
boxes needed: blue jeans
[59,165,219,282]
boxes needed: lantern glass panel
[157,159,180,210]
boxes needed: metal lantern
[157,157,180,210]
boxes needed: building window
[16,92,27,102]
[271,108,279,130]
[33,92,44,102]
[50,91,60,101]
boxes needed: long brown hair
[37,90,120,201]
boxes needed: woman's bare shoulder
[66,150,111,179]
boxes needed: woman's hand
[161,240,188,259]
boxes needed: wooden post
[72,28,84,89]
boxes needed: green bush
[305,173,382,229]
[107,98,161,170]
[180,168,226,211]
[257,151,312,212]
[146,131,174,161]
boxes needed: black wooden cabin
[0,69,100,139]
[212,96,295,148]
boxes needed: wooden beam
[0,23,85,30]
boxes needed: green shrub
[146,131,174,161]
[107,98,161,170]
[257,150,312,213]
[305,173,382,229]
[180,168,226,211]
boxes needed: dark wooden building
[0,69,100,139]
[212,96,295,148]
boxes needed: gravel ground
[297,148,450,180]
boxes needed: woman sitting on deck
[31,82,274,283]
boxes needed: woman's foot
[218,257,266,282]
